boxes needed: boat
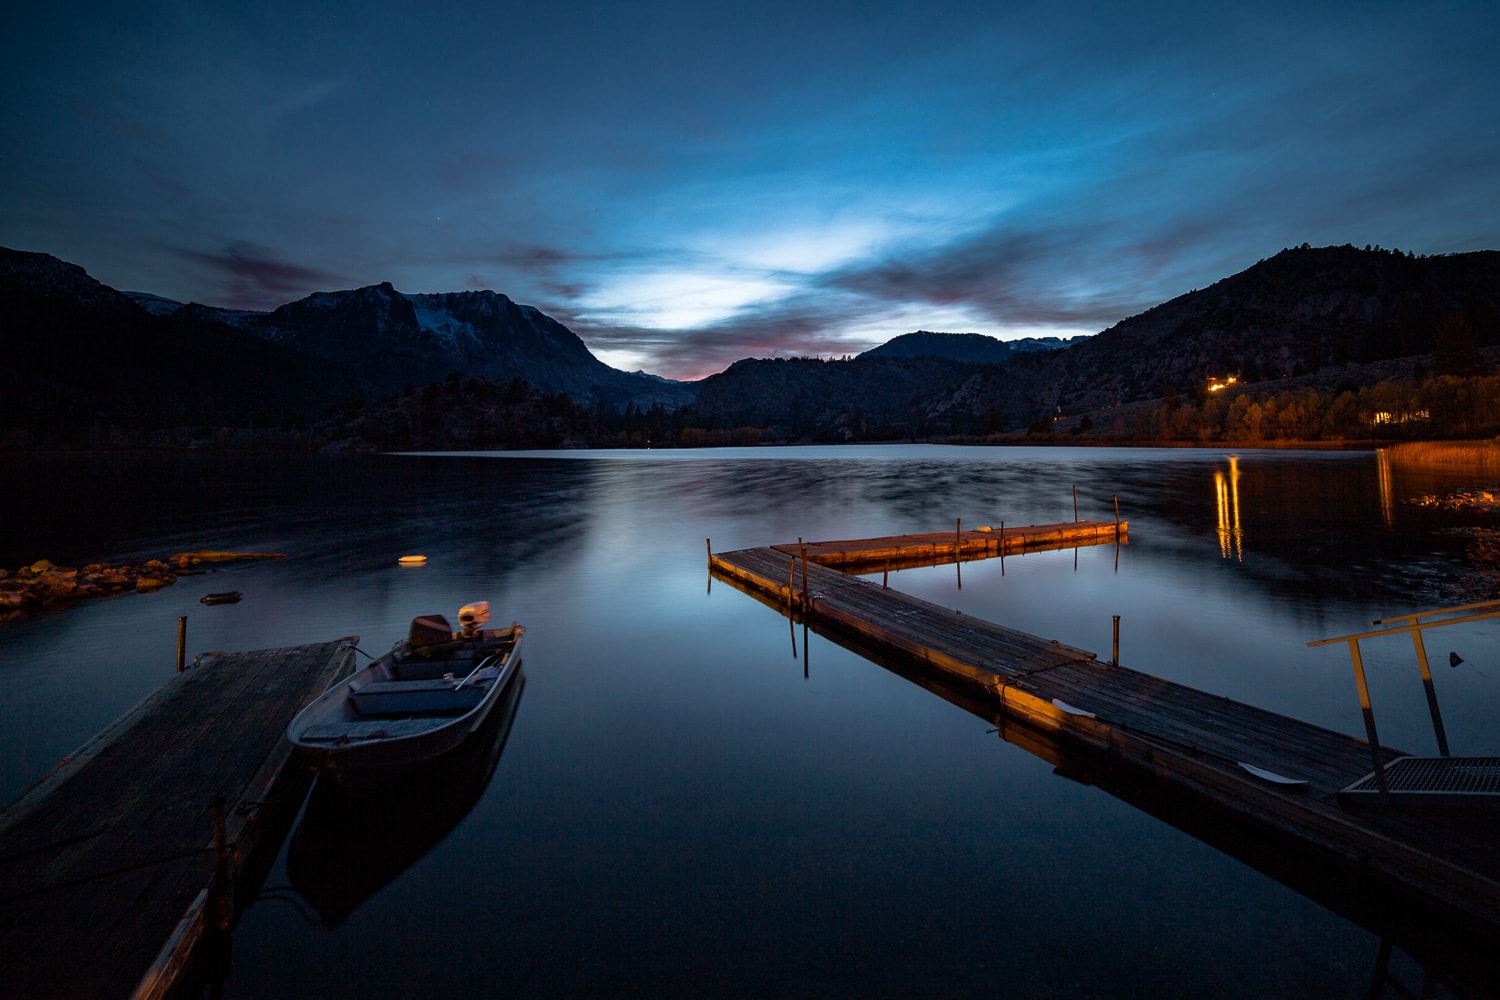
[287,669,526,924]
[286,601,523,796]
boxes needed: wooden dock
[0,639,357,1000]
[709,530,1500,951]
[774,518,1126,573]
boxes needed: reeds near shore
[1383,439,1500,469]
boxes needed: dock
[775,518,1126,573]
[709,527,1500,958]
[0,638,357,1000]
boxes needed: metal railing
[1307,597,1500,797]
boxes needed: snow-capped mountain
[133,280,694,410]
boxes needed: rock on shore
[0,552,284,615]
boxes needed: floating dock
[709,526,1500,954]
[776,518,1126,573]
[0,639,357,1000]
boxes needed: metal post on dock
[1112,615,1120,666]
[1407,625,1450,756]
[1114,494,1120,525]
[1073,484,1079,521]
[1374,612,1451,757]
[1345,638,1391,798]
[177,616,187,672]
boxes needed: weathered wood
[709,528,1500,940]
[0,639,356,1000]
[773,519,1126,573]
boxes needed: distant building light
[1206,375,1240,393]
[1370,409,1431,425]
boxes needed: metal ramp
[1310,598,1500,804]
[1342,755,1500,803]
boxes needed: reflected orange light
[1377,448,1394,527]
[1215,455,1243,560]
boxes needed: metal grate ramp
[1342,755,1500,802]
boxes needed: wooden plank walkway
[0,639,357,1000]
[709,537,1500,940]
[775,518,1126,573]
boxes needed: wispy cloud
[172,242,346,310]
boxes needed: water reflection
[1214,454,1244,561]
[751,595,1500,995]
[1378,447,1396,528]
[284,670,526,925]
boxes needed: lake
[2,444,1497,998]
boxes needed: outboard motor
[457,601,490,638]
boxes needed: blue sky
[3,1,1497,379]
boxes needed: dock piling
[1112,615,1120,666]
[177,617,187,673]
[1073,485,1079,521]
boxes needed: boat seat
[348,677,487,716]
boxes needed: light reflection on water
[2,445,1498,998]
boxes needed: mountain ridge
[7,243,1500,447]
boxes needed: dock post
[1073,485,1079,521]
[799,539,808,611]
[787,559,796,617]
[177,617,187,673]
[706,538,711,565]
[955,518,961,563]
[1112,615,1120,666]
[1114,495,1120,526]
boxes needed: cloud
[172,241,347,310]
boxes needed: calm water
[2,445,1498,998]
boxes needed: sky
[3,1,1498,380]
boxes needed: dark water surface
[2,445,1497,998]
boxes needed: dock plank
[0,639,355,1000]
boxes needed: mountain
[9,243,1499,448]
[860,330,1087,363]
[956,245,1500,425]
[683,246,1500,439]
[0,248,367,441]
[689,355,987,440]
[147,283,693,411]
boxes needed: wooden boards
[0,639,356,1000]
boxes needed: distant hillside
[963,245,1500,426]
[689,355,987,440]
[861,330,1087,363]
[684,246,1500,440]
